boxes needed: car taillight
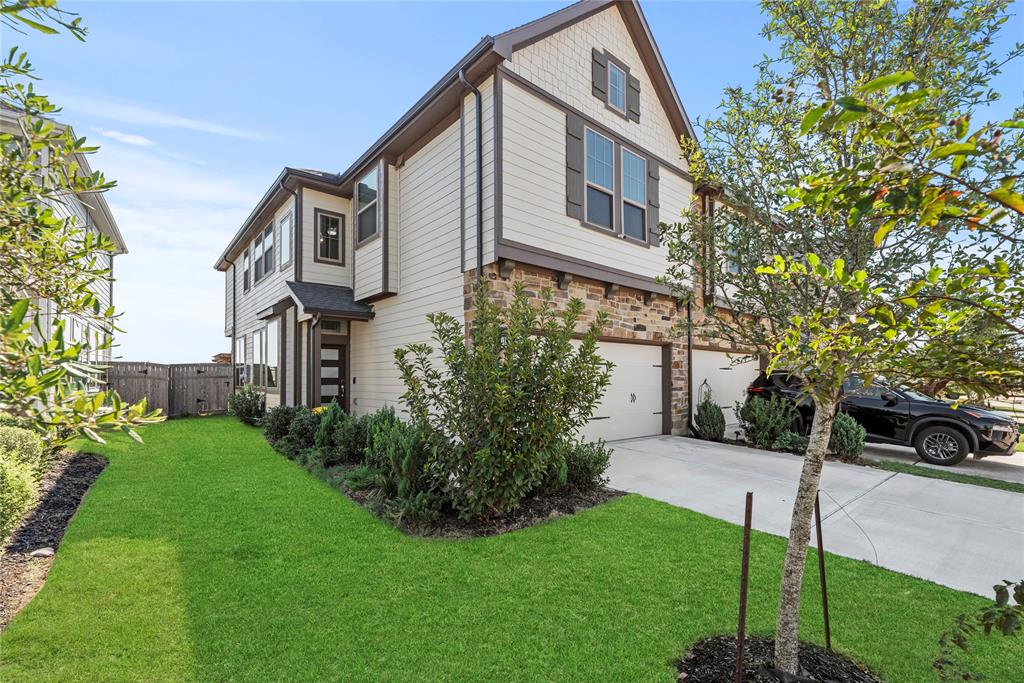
[748,386,765,394]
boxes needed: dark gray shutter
[566,113,585,220]
[647,161,660,246]
[627,74,641,122]
[591,48,608,101]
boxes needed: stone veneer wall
[465,263,690,435]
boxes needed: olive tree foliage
[659,0,1022,673]
[1,0,162,444]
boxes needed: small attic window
[608,62,626,113]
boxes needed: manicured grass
[869,459,1024,494]
[2,417,1019,682]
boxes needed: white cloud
[97,129,156,147]
[55,88,274,142]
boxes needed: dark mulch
[1,451,106,629]
[321,462,622,539]
[677,635,882,683]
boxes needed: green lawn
[869,459,1024,494]
[2,417,1019,682]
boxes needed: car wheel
[914,426,970,466]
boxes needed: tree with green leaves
[661,0,1022,673]
[1,0,161,444]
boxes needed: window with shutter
[647,162,660,246]
[565,113,585,220]
[591,48,607,101]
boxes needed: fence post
[736,491,753,683]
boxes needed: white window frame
[253,231,264,282]
[242,248,250,291]
[279,212,292,266]
[607,62,627,114]
[259,223,273,281]
[355,166,379,244]
[265,319,279,390]
[583,127,615,231]
[621,147,647,242]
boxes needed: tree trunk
[773,396,837,673]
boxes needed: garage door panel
[691,350,761,431]
[580,341,663,442]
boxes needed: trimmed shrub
[229,384,265,426]
[736,395,797,450]
[330,413,369,466]
[694,392,726,442]
[564,440,611,493]
[314,400,346,452]
[0,453,37,540]
[278,407,319,459]
[364,412,441,525]
[0,424,45,475]
[772,430,809,455]
[830,411,866,459]
[263,405,297,443]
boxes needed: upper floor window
[260,224,274,279]
[242,249,250,291]
[621,148,646,241]
[317,211,343,262]
[608,62,626,113]
[279,212,292,265]
[585,128,614,229]
[356,168,378,243]
[253,230,264,281]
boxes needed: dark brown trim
[278,306,289,404]
[494,0,608,53]
[292,314,301,406]
[493,70,503,262]
[294,190,304,282]
[354,162,382,249]
[496,239,671,295]
[360,291,397,305]
[312,208,346,266]
[498,65,692,183]
[344,342,351,413]
[661,344,673,435]
[382,162,390,292]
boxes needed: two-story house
[0,106,128,363]
[216,0,757,440]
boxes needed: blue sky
[9,1,1022,363]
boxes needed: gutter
[458,68,484,277]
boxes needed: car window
[843,378,891,399]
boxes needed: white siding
[501,79,691,280]
[224,264,234,337]
[387,163,400,292]
[353,160,387,300]
[301,188,353,287]
[231,196,297,341]
[460,74,496,272]
[350,117,464,416]
[505,4,684,166]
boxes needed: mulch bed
[0,451,106,629]
[324,463,622,539]
[677,635,882,683]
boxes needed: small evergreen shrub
[263,405,297,443]
[314,400,346,452]
[772,430,809,455]
[0,424,45,475]
[736,395,797,450]
[563,440,611,493]
[229,384,265,426]
[0,453,38,540]
[694,392,726,441]
[278,407,319,459]
[331,413,369,466]
[344,465,379,492]
[363,413,441,525]
[362,408,403,472]
[830,411,866,459]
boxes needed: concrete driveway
[608,436,1024,597]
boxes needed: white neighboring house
[1,107,128,363]
[216,0,756,439]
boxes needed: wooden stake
[736,491,753,683]
[814,490,832,650]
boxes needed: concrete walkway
[607,436,1024,596]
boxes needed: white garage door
[691,349,761,432]
[581,341,664,442]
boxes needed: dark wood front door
[319,343,346,407]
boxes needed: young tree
[662,0,1022,673]
[1,0,161,443]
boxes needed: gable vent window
[622,148,646,241]
[356,167,378,243]
[585,128,614,229]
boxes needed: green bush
[344,465,379,492]
[363,411,441,525]
[830,411,866,459]
[229,384,265,426]
[564,440,612,493]
[263,405,297,443]
[362,408,403,472]
[395,280,612,520]
[772,430,809,455]
[278,407,319,459]
[736,395,797,450]
[0,453,38,540]
[330,413,369,466]
[314,400,346,452]
[694,391,726,442]
[0,424,45,475]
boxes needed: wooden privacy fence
[105,362,232,418]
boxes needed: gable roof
[215,0,695,270]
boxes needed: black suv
[746,372,1021,466]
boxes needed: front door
[319,343,345,407]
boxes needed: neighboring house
[0,106,128,364]
[216,0,750,440]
